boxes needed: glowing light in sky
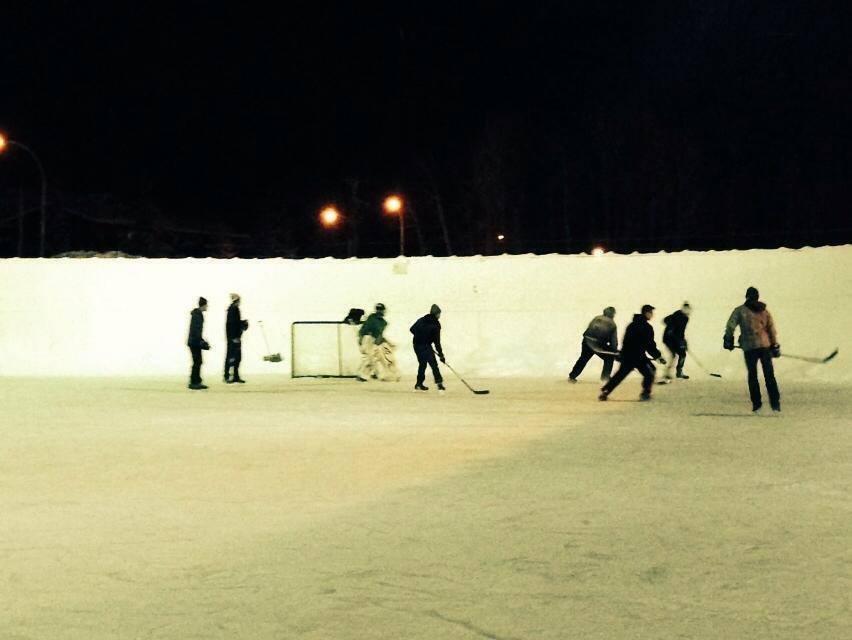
[319,206,341,227]
[383,195,403,215]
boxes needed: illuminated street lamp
[319,205,341,228]
[0,132,48,257]
[383,194,405,256]
[591,245,605,257]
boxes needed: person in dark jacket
[724,286,781,413]
[224,293,249,383]
[187,297,210,390]
[569,306,618,383]
[599,304,665,401]
[662,302,691,380]
[410,304,445,391]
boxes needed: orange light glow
[591,246,605,257]
[0,133,7,153]
[383,195,403,215]
[497,234,505,241]
[319,206,341,228]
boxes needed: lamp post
[383,194,404,256]
[0,133,48,257]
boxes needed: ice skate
[437,383,446,392]
[639,391,652,401]
[232,377,246,384]
[414,384,429,391]
[188,383,208,390]
[598,390,609,401]
[676,371,689,379]
[568,376,578,383]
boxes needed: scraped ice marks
[692,412,780,419]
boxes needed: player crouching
[356,303,401,382]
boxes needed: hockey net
[291,321,362,378]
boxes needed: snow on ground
[1,375,850,639]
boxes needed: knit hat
[745,287,759,301]
[198,297,208,307]
[375,302,386,312]
[603,306,615,318]
[430,304,441,316]
[641,304,655,314]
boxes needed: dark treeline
[1,1,849,258]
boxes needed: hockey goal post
[291,321,363,378]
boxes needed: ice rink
[2,375,849,639]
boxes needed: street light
[383,194,405,256]
[591,245,605,257]
[319,206,341,228]
[0,132,48,257]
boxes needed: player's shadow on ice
[693,413,755,418]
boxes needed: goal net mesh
[291,321,362,378]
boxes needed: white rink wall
[0,246,849,380]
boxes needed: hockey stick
[780,349,838,364]
[734,346,838,364]
[687,349,722,378]
[258,320,283,363]
[584,337,620,358]
[436,353,490,394]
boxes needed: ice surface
[1,376,850,639]
[0,246,849,380]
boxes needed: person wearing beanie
[410,304,445,391]
[724,287,781,413]
[356,303,400,382]
[662,302,692,381]
[224,293,249,384]
[599,305,665,401]
[569,306,618,383]
[187,297,210,390]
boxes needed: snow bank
[0,247,849,380]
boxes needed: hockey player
[357,303,400,382]
[724,287,781,413]
[187,297,211,390]
[224,293,249,384]
[662,302,691,381]
[410,304,445,391]
[568,306,618,382]
[599,305,665,401]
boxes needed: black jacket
[410,314,443,358]
[663,310,689,347]
[187,308,206,348]
[620,314,661,363]
[226,302,246,340]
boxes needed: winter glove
[770,344,781,358]
[201,340,211,351]
[241,319,249,331]
[439,354,446,364]
[723,335,735,351]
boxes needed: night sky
[1,1,850,257]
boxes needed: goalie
[356,303,400,382]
